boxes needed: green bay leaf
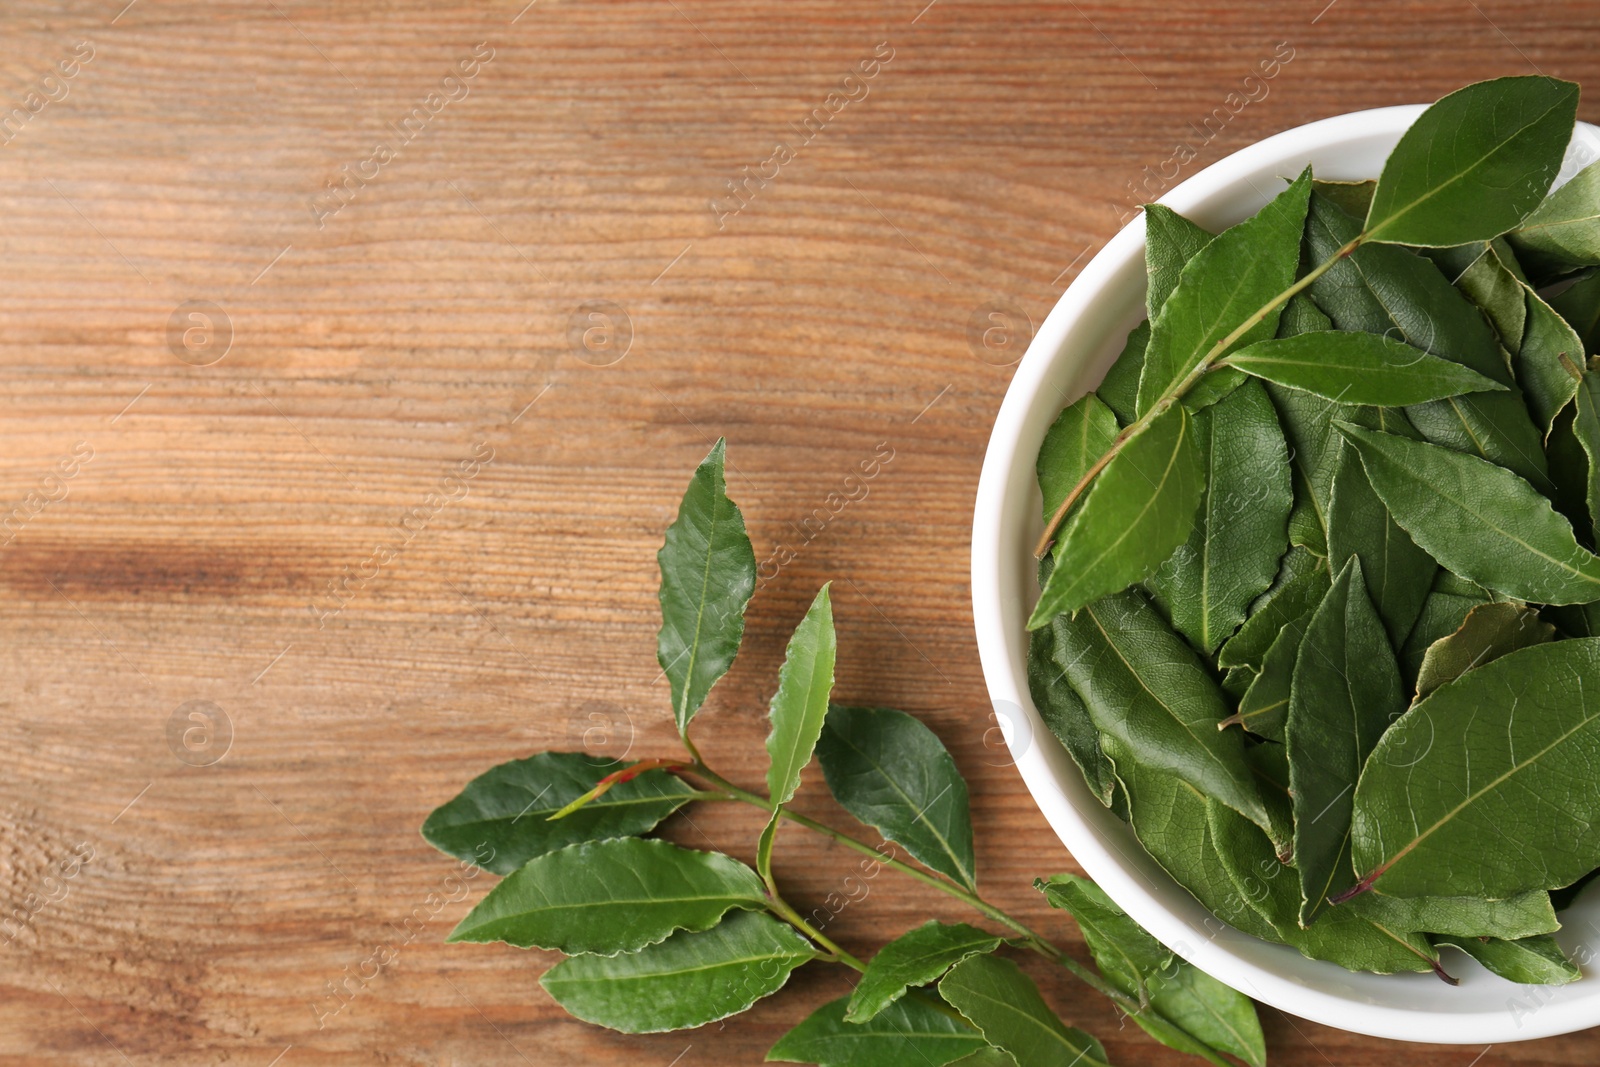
[658,438,757,735]
[1098,320,1150,426]
[1312,177,1375,220]
[1515,279,1586,436]
[1054,589,1276,845]
[1345,889,1557,940]
[1352,638,1600,899]
[765,584,837,806]
[1365,76,1579,246]
[1145,204,1216,318]
[1112,757,1280,941]
[815,705,976,891]
[1434,933,1581,986]
[1337,422,1600,604]
[1147,379,1291,654]
[448,837,765,954]
[1216,546,1328,671]
[1207,801,1438,975]
[846,921,1004,1023]
[1224,581,1327,742]
[541,910,817,1033]
[938,954,1111,1067]
[1306,189,1553,492]
[1286,558,1405,925]
[1509,157,1600,276]
[1414,600,1555,701]
[1549,269,1600,349]
[1454,240,1527,344]
[1028,574,1116,806]
[1326,432,1435,645]
[1036,393,1119,523]
[1400,587,1493,685]
[769,994,993,1067]
[1136,171,1311,414]
[421,752,698,875]
[1030,402,1204,626]
[1036,873,1266,1067]
[1222,330,1504,405]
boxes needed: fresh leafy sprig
[424,440,1261,1066]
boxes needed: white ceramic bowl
[972,105,1600,1044]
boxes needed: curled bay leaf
[1413,600,1556,701]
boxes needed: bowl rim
[971,102,1600,1044]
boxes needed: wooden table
[2,1,1597,1063]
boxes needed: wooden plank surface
[1,1,1597,1063]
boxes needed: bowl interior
[972,105,1600,1044]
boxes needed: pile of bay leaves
[1027,75,1600,985]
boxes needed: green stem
[766,893,867,971]
[683,761,1131,1008]
[1033,232,1364,557]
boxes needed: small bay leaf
[765,584,837,806]
[938,954,1112,1067]
[421,752,698,875]
[846,921,1004,1023]
[658,439,757,735]
[815,705,976,890]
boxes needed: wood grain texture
[1,0,1597,1063]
